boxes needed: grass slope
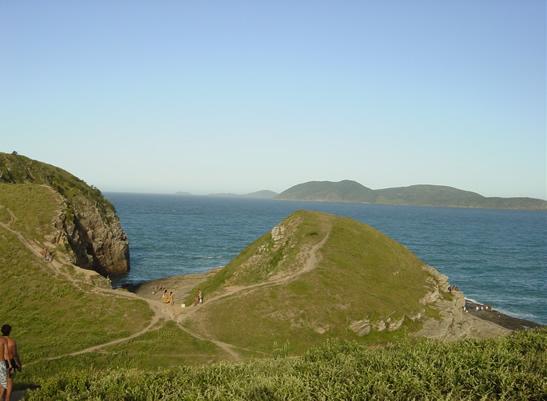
[26,328,547,401]
[184,211,433,354]
[0,184,240,388]
[21,322,228,385]
[0,152,114,218]
[0,185,151,362]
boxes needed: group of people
[0,324,21,401]
[154,286,204,307]
[161,290,175,305]
[447,285,460,293]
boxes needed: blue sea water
[107,193,547,325]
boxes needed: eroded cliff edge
[0,152,129,276]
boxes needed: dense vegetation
[26,328,546,401]
[277,180,547,210]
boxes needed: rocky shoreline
[464,299,542,331]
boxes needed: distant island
[276,180,547,211]
[208,190,278,199]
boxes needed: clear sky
[1,0,545,198]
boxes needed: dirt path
[183,226,331,318]
[176,323,242,362]
[2,202,332,371]
[174,222,333,358]
[0,205,173,365]
[1,202,252,367]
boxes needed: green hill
[277,180,375,203]
[244,190,278,199]
[0,152,130,275]
[277,180,547,210]
[0,182,225,390]
[0,184,152,362]
[182,210,459,354]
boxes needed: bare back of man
[1,324,20,401]
[0,336,9,400]
[5,336,20,401]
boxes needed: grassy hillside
[0,152,113,217]
[277,180,547,210]
[0,184,152,361]
[25,328,547,401]
[0,152,131,275]
[183,211,437,354]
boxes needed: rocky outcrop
[55,196,129,276]
[0,152,130,276]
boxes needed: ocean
[107,193,547,325]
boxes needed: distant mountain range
[275,180,546,210]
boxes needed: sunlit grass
[26,328,546,401]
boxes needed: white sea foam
[464,297,481,304]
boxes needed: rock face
[0,152,129,276]
[55,196,129,276]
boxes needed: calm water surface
[107,193,547,324]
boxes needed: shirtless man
[1,324,21,401]
[0,331,10,401]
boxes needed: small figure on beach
[161,290,170,304]
[1,324,22,401]
[169,291,175,305]
[194,289,204,306]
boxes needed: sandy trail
[182,225,331,319]
[1,201,259,368]
[172,221,333,359]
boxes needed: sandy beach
[126,269,220,306]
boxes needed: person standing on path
[0,330,11,401]
[1,324,21,401]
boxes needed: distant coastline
[170,180,546,211]
[275,180,547,211]
[274,196,547,212]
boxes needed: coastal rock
[51,191,129,275]
[350,319,371,336]
[271,224,285,242]
[388,317,404,331]
[372,320,387,332]
[0,153,130,276]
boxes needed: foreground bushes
[28,329,546,400]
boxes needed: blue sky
[1,0,545,198]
